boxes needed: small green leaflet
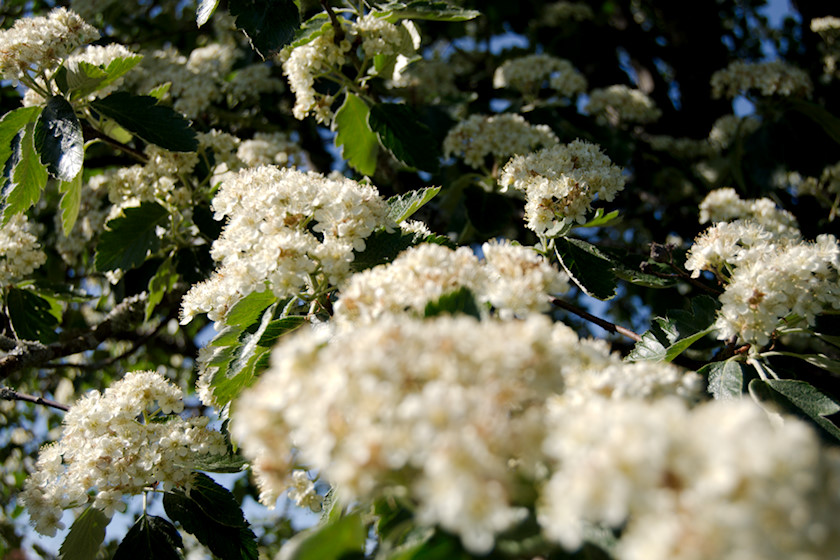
[163,473,258,560]
[91,93,198,152]
[59,506,109,560]
[627,296,719,362]
[114,515,183,560]
[55,56,144,100]
[424,287,482,319]
[749,378,840,442]
[554,237,617,300]
[387,187,440,223]
[34,95,84,182]
[58,170,83,235]
[335,93,379,176]
[700,359,746,400]
[280,512,366,560]
[576,208,621,229]
[146,257,178,321]
[369,103,440,171]
[94,202,169,272]
[376,1,481,22]
[228,0,301,58]
[197,0,221,26]
[289,13,331,48]
[3,122,48,224]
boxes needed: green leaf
[177,453,248,473]
[700,359,746,400]
[257,316,306,347]
[163,474,258,560]
[424,286,481,319]
[289,13,331,48]
[94,202,169,272]
[58,169,83,236]
[369,103,440,171]
[148,82,172,101]
[3,122,48,223]
[767,352,840,376]
[34,95,84,182]
[576,208,620,229]
[611,264,676,288]
[554,237,617,300]
[387,187,440,223]
[377,1,480,22]
[225,290,277,328]
[279,512,366,560]
[0,106,42,177]
[146,257,178,321]
[228,0,301,58]
[55,64,106,99]
[350,229,419,272]
[114,515,183,560]
[7,287,60,343]
[749,378,840,442]
[335,93,379,176]
[96,56,144,91]
[59,506,109,560]
[197,0,221,26]
[627,321,714,363]
[91,93,198,152]
[668,295,719,336]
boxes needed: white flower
[711,60,813,99]
[443,114,558,169]
[493,54,587,97]
[586,85,661,125]
[0,215,47,284]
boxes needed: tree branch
[0,386,70,412]
[0,293,148,380]
[551,297,642,342]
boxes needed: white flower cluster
[20,370,227,536]
[710,60,813,99]
[236,131,303,168]
[586,85,661,125]
[0,8,99,84]
[500,139,626,236]
[540,397,840,560]
[493,54,587,97]
[355,14,418,61]
[811,17,840,81]
[333,241,569,323]
[540,2,595,25]
[697,187,798,236]
[390,57,462,102]
[686,208,840,346]
[442,113,559,169]
[708,114,762,151]
[0,215,47,285]
[232,314,702,554]
[180,166,393,323]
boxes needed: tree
[2,0,840,558]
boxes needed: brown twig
[0,386,70,412]
[551,297,642,342]
[0,293,147,380]
[320,0,345,44]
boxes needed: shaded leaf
[749,378,840,442]
[59,506,109,560]
[335,93,378,176]
[7,287,60,344]
[92,93,197,152]
[424,287,481,319]
[163,474,258,560]
[94,202,169,272]
[350,229,419,272]
[177,453,248,473]
[54,64,106,98]
[289,13,331,48]
[146,257,178,321]
[768,351,840,376]
[554,237,617,300]
[279,512,365,560]
[701,359,746,400]
[114,515,183,560]
[387,187,440,223]
[228,0,300,58]
[369,103,440,171]
[785,98,840,146]
[257,316,306,347]
[58,169,83,236]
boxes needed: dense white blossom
[711,60,813,99]
[20,371,226,536]
[443,114,558,168]
[539,397,840,560]
[0,215,47,284]
[698,188,799,235]
[811,17,840,81]
[500,140,626,236]
[493,54,587,97]
[586,85,661,125]
[0,8,99,83]
[708,114,762,151]
[232,314,699,554]
[181,166,393,323]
